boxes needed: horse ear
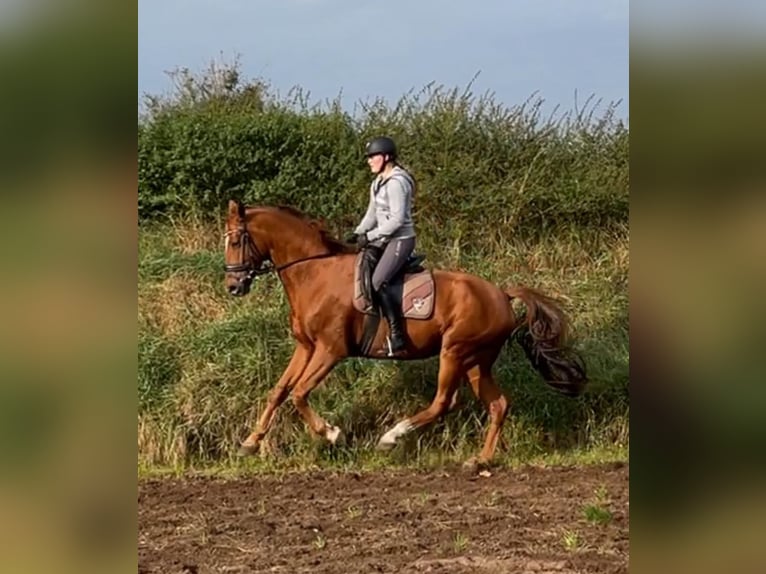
[228,199,245,220]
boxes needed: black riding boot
[377,283,407,355]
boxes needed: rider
[346,136,417,355]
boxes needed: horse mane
[267,205,357,254]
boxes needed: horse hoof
[325,425,343,445]
[237,443,258,457]
[376,439,395,452]
[462,458,490,474]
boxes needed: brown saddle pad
[352,253,435,320]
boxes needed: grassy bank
[138,218,628,468]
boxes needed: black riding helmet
[364,136,397,159]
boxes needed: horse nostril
[228,285,239,295]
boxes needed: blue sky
[138,0,628,119]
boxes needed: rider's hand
[356,233,369,249]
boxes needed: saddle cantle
[353,251,435,320]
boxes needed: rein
[223,227,340,278]
[272,251,338,273]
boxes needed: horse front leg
[238,343,313,456]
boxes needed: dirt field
[138,462,628,574]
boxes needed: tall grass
[138,61,628,469]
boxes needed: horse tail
[505,286,587,397]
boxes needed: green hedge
[139,65,628,244]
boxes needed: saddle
[353,248,435,320]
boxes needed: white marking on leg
[378,419,414,449]
[325,424,342,445]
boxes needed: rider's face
[367,153,386,173]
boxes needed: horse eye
[226,234,241,247]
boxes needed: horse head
[223,199,270,296]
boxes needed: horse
[223,200,586,467]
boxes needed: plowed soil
[138,462,628,573]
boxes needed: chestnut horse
[224,200,586,466]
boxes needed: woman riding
[346,136,417,356]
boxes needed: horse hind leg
[377,350,463,450]
[290,347,343,444]
[465,359,509,467]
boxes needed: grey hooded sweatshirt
[353,166,416,242]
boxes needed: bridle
[223,227,271,281]
[223,226,339,283]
